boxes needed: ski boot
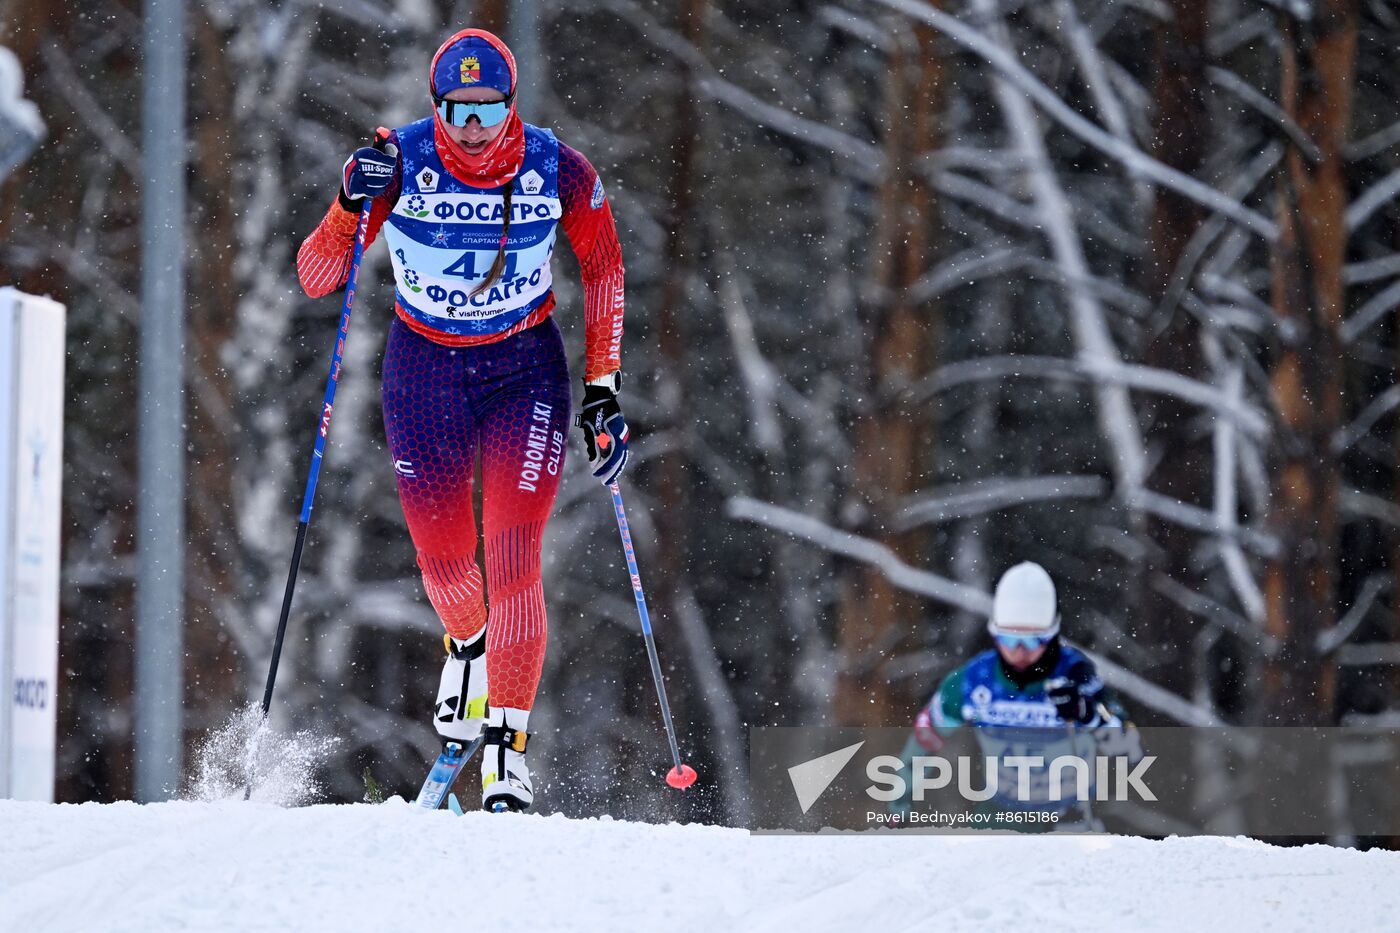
[481,706,532,812]
[434,629,488,744]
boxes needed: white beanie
[988,562,1059,637]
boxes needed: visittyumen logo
[460,56,481,84]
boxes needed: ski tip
[666,764,698,790]
[447,793,464,817]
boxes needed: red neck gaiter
[429,29,526,190]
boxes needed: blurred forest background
[2,0,1399,827]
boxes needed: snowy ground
[3,800,1398,932]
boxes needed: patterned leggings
[381,315,571,710]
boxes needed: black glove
[576,377,629,485]
[1092,721,1144,763]
[340,132,398,208]
[1045,676,1097,725]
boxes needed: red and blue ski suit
[296,117,625,711]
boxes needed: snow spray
[187,702,339,806]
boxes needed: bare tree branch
[867,0,1279,240]
[896,474,1109,528]
[920,354,1271,438]
[590,0,882,175]
[727,497,993,615]
[1207,65,1320,163]
[1340,278,1400,344]
[1051,0,1151,208]
[1085,650,1227,726]
[1151,572,1281,655]
[1345,167,1400,232]
[1132,488,1279,556]
[1344,254,1400,285]
[966,0,1148,496]
[719,259,783,454]
[1211,362,1266,621]
[38,41,141,170]
[1346,117,1400,161]
[1318,574,1390,655]
[1341,487,1400,527]
[1334,384,1400,454]
[673,584,750,824]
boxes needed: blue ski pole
[608,481,696,789]
[258,198,374,721]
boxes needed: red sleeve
[295,134,402,299]
[557,142,625,382]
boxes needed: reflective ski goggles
[435,94,513,128]
[994,631,1054,651]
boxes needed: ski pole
[258,198,374,721]
[1067,721,1097,831]
[607,481,697,789]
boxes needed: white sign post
[0,287,65,801]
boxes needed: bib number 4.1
[442,250,518,282]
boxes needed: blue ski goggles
[435,95,513,128]
[994,631,1054,651]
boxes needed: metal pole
[135,0,185,802]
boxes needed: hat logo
[461,56,480,84]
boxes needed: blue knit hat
[432,34,513,97]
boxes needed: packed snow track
[2,800,1397,931]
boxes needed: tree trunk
[656,0,706,576]
[1262,0,1357,725]
[634,0,708,819]
[1139,0,1212,706]
[834,18,941,726]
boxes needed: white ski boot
[481,706,532,812]
[434,629,488,744]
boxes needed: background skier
[895,562,1141,828]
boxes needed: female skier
[296,28,630,812]
[893,562,1141,830]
